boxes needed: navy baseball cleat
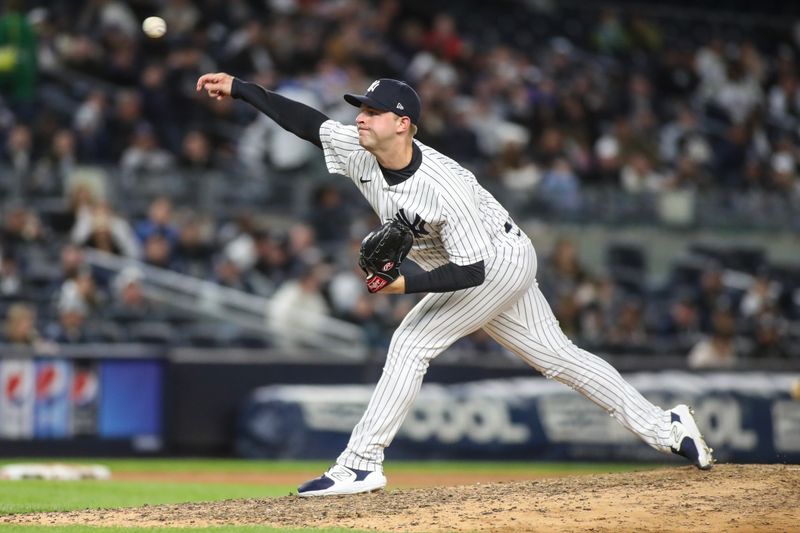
[297,464,387,497]
[669,404,714,470]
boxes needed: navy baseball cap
[344,79,421,124]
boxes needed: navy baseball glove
[358,219,414,293]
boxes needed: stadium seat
[126,321,178,346]
[607,243,648,294]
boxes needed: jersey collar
[379,143,422,186]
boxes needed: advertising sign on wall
[237,372,800,463]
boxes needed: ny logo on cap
[367,80,380,93]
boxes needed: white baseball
[142,16,167,38]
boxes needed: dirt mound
[3,464,798,532]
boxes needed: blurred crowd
[1,0,800,365]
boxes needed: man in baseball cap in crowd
[197,70,714,497]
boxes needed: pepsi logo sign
[3,372,27,407]
[36,364,66,400]
[72,371,99,406]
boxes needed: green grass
[0,479,293,515]
[0,459,663,532]
[0,457,662,475]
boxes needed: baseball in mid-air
[142,16,167,38]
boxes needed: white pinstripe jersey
[320,120,523,271]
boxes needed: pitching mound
[3,464,798,531]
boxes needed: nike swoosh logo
[359,177,372,183]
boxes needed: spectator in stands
[539,237,591,301]
[56,266,103,315]
[159,0,200,38]
[740,268,780,318]
[247,230,291,294]
[422,13,466,62]
[694,37,726,105]
[695,264,734,333]
[659,104,702,164]
[0,0,38,120]
[590,135,623,185]
[221,215,259,277]
[664,154,713,190]
[1,205,46,255]
[711,124,751,188]
[46,289,92,344]
[576,277,621,346]
[179,128,218,207]
[306,183,351,251]
[713,58,763,126]
[1,302,57,353]
[767,73,800,134]
[0,251,21,297]
[102,28,140,87]
[769,148,797,193]
[747,310,793,359]
[238,78,325,180]
[326,237,390,347]
[593,8,629,54]
[537,157,582,214]
[179,128,213,170]
[107,266,155,323]
[488,140,541,199]
[173,211,215,278]
[57,243,85,282]
[119,123,176,189]
[142,233,178,270]
[687,308,741,369]
[76,0,138,39]
[31,128,77,198]
[538,238,593,336]
[269,259,331,349]
[3,123,33,200]
[620,152,665,193]
[107,89,145,161]
[213,255,253,293]
[70,201,140,258]
[606,297,648,349]
[135,197,179,253]
[286,222,322,271]
[139,61,181,153]
[73,89,110,162]
[658,293,702,350]
[58,181,98,235]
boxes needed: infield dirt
[3,464,798,532]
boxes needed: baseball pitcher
[196,73,714,496]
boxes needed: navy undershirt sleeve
[404,260,485,293]
[231,78,327,148]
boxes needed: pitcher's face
[356,106,406,151]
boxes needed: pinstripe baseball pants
[337,239,674,471]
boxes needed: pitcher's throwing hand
[196,72,234,100]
